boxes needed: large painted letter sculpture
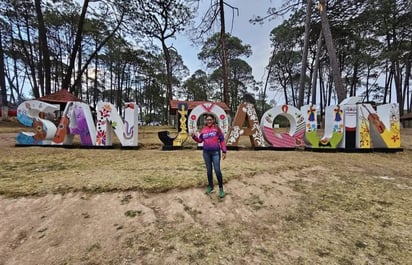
[16,101,139,147]
[158,102,189,150]
[301,97,401,151]
[337,97,360,149]
[357,103,401,149]
[301,104,344,148]
[52,103,72,145]
[15,98,401,151]
[226,103,265,149]
[95,102,138,147]
[173,103,189,146]
[188,102,229,148]
[261,105,306,148]
[52,102,96,146]
[244,98,401,151]
[330,97,401,150]
[16,100,59,145]
[69,102,96,145]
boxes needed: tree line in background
[261,0,411,119]
[0,0,411,123]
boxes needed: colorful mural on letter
[173,102,189,147]
[95,102,139,147]
[302,104,344,148]
[188,102,229,148]
[52,102,96,146]
[261,105,306,148]
[14,97,402,152]
[358,103,401,149]
[226,103,265,148]
[16,100,58,145]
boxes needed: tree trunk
[311,31,323,105]
[393,60,403,116]
[219,0,230,109]
[71,13,124,94]
[63,0,90,91]
[0,31,8,120]
[288,70,296,106]
[405,60,411,112]
[76,43,82,97]
[402,60,410,113]
[281,77,289,105]
[34,0,51,95]
[319,70,324,124]
[383,62,392,104]
[93,44,98,104]
[327,78,333,106]
[262,48,276,113]
[365,66,369,102]
[350,63,358,96]
[11,37,22,101]
[162,41,173,124]
[318,0,346,103]
[19,20,39,98]
[298,0,313,108]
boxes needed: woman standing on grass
[191,113,227,198]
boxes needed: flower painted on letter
[96,130,106,145]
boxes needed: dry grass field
[0,119,411,265]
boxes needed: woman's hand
[222,153,226,160]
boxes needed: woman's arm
[191,132,203,143]
[218,130,227,154]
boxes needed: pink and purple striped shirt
[192,125,227,153]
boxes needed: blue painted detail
[17,113,34,127]
[16,132,35,145]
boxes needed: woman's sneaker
[219,188,225,198]
[205,186,214,194]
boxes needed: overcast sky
[170,0,285,86]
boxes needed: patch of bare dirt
[0,171,304,265]
[0,133,15,148]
